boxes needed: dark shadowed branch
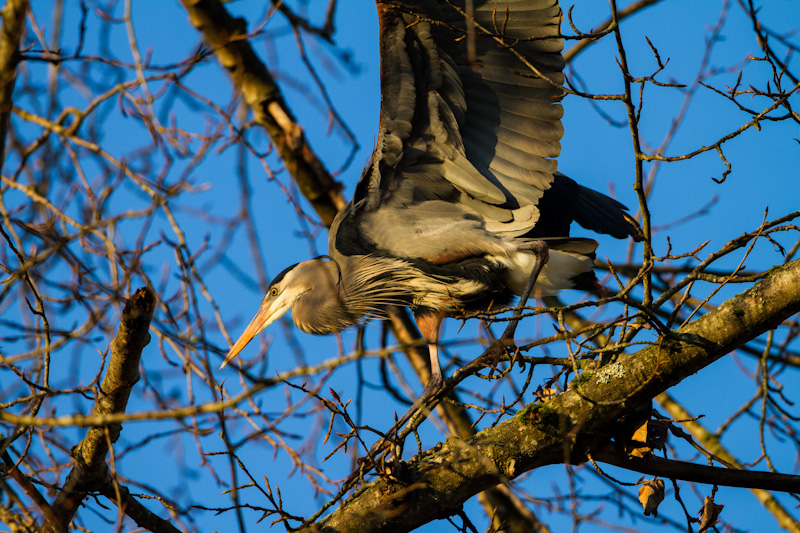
[655,392,800,533]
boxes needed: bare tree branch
[657,392,800,533]
[563,0,664,64]
[39,287,157,533]
[178,0,345,226]
[2,2,798,531]
[594,447,800,494]
[0,0,28,170]
[306,259,800,532]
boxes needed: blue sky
[4,1,799,532]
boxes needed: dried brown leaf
[698,496,724,532]
[638,478,665,517]
[625,419,668,458]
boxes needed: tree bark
[40,288,159,533]
[0,0,28,171]
[178,0,345,226]
[301,259,800,533]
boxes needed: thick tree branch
[387,311,548,533]
[179,1,549,529]
[0,0,27,171]
[178,0,345,226]
[594,447,800,493]
[40,287,156,533]
[303,259,800,532]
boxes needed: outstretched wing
[334,0,636,262]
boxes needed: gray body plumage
[222,0,641,372]
[323,0,639,327]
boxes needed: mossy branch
[302,259,800,533]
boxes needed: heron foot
[365,373,444,467]
[393,373,444,442]
[482,240,547,378]
[485,338,517,378]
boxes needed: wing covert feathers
[363,1,565,232]
[337,1,641,270]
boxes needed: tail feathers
[543,239,601,293]
[570,269,602,293]
[533,173,644,242]
[508,238,598,296]
[541,236,598,257]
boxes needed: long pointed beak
[220,303,275,369]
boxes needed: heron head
[220,260,328,368]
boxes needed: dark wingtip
[573,184,645,242]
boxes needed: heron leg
[414,311,445,398]
[395,311,445,434]
[504,240,549,338]
[369,311,444,463]
[489,240,549,373]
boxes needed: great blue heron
[222,1,641,406]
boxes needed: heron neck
[291,258,362,335]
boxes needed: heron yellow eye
[269,287,278,297]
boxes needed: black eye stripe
[269,263,300,288]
